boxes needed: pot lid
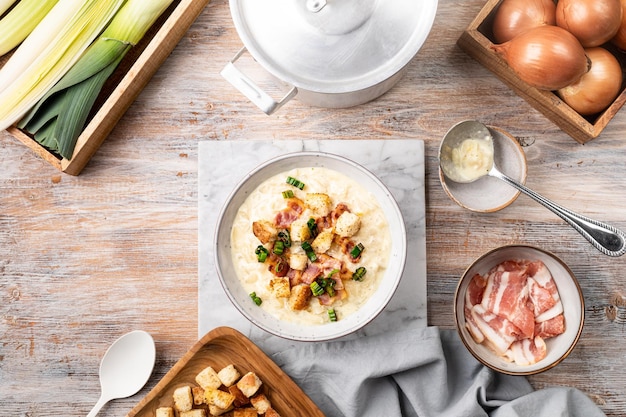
[229,0,438,94]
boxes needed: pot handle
[221,47,298,115]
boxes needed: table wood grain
[2,0,626,415]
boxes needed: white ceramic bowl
[214,152,407,341]
[454,245,584,375]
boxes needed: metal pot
[222,0,438,114]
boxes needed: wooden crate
[3,0,210,175]
[457,0,626,144]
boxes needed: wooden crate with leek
[0,0,209,175]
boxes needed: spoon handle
[491,169,626,257]
[86,395,109,417]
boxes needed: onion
[611,0,626,50]
[492,25,590,90]
[556,0,622,47]
[492,0,556,44]
[557,47,623,115]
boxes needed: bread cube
[180,410,206,417]
[290,219,311,242]
[288,252,308,271]
[270,277,291,298]
[191,386,205,405]
[289,284,312,311]
[204,387,236,410]
[311,230,333,253]
[305,193,332,217]
[266,407,282,417]
[229,384,251,407]
[252,220,277,244]
[156,407,174,417]
[233,408,258,417]
[250,393,271,414]
[217,364,241,387]
[334,212,361,237]
[173,386,193,412]
[208,404,233,416]
[195,366,222,390]
[236,372,263,398]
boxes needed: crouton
[334,212,361,237]
[288,284,312,311]
[217,364,241,387]
[233,408,258,417]
[208,404,233,416]
[305,193,332,217]
[311,230,333,253]
[250,393,271,414]
[269,277,291,298]
[290,219,311,242]
[204,387,236,410]
[236,372,263,398]
[288,252,308,271]
[252,220,277,244]
[156,407,175,417]
[180,410,206,417]
[195,366,222,390]
[229,384,250,407]
[173,386,193,412]
[266,407,282,417]
[191,386,205,405]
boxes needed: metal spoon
[86,330,156,417]
[439,120,626,257]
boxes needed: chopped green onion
[301,242,317,262]
[255,245,269,263]
[328,308,337,322]
[273,240,285,255]
[278,230,291,247]
[274,259,287,274]
[326,285,336,297]
[352,266,367,281]
[307,217,318,238]
[310,281,324,296]
[286,176,305,190]
[249,292,262,306]
[327,269,339,278]
[282,189,294,199]
[350,243,365,259]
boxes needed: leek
[19,0,175,159]
[0,0,17,17]
[0,0,125,130]
[0,0,60,56]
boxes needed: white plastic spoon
[86,330,156,417]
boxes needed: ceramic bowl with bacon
[454,245,585,375]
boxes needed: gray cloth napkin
[270,326,606,417]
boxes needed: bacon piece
[506,336,547,366]
[301,263,321,284]
[527,277,556,316]
[481,265,535,339]
[470,304,521,356]
[317,289,347,306]
[535,314,565,339]
[266,253,289,277]
[464,274,487,343]
[274,198,304,228]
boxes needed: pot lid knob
[306,0,327,13]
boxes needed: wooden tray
[457,0,626,144]
[127,327,325,417]
[3,0,209,175]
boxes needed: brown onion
[556,0,622,47]
[557,47,623,115]
[611,0,626,50]
[492,25,590,90]
[492,0,556,44]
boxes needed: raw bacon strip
[481,266,535,339]
[535,314,565,339]
[527,277,556,316]
[470,304,521,356]
[506,336,547,366]
[464,274,487,343]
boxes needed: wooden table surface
[2,0,626,415]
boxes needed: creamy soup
[230,167,392,325]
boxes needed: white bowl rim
[454,244,585,375]
[213,151,407,341]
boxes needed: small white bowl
[454,245,584,375]
[214,152,407,341]
[439,125,527,212]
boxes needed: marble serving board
[198,140,427,352]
